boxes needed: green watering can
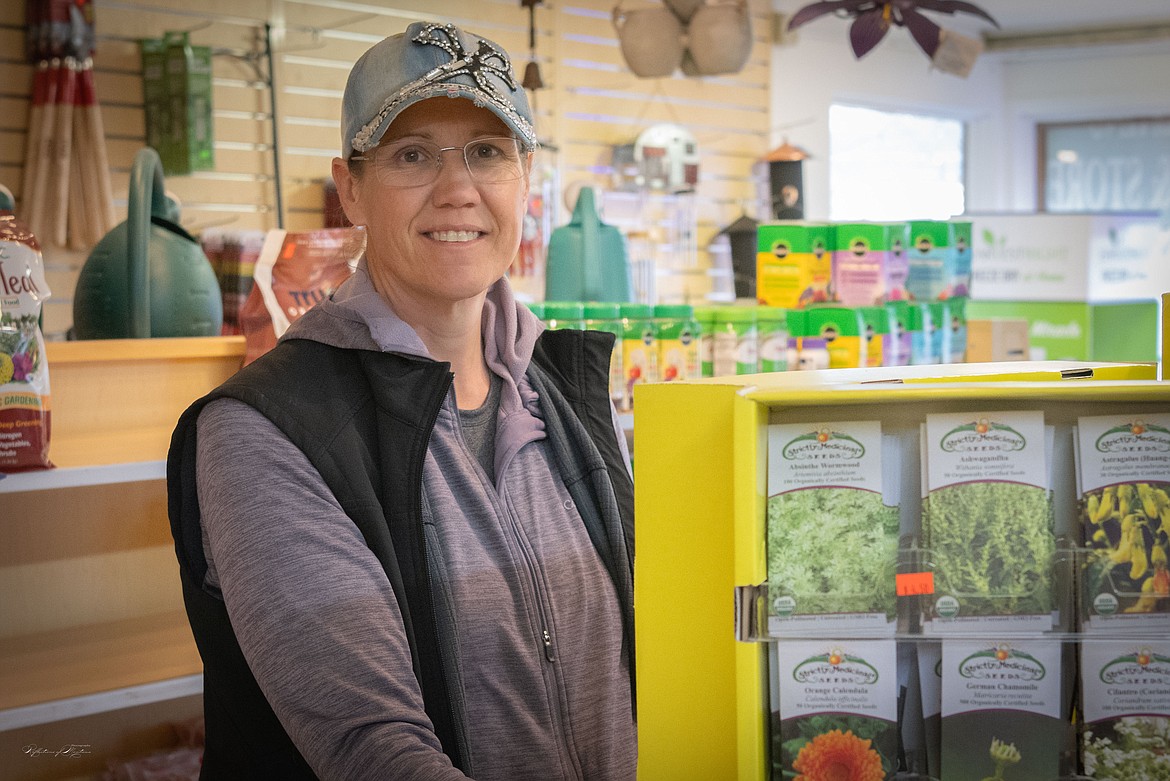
[545,186,633,302]
[73,147,222,338]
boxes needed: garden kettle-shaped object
[545,186,633,303]
[73,147,222,338]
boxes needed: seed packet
[1,194,52,472]
[767,420,898,636]
[1079,639,1170,779]
[940,638,1064,781]
[1076,414,1170,632]
[772,639,898,781]
[922,410,1055,631]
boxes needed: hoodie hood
[281,258,547,479]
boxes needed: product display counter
[633,360,1164,781]
[0,337,244,776]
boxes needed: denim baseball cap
[342,21,537,158]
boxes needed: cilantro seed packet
[1079,639,1170,780]
[767,420,899,635]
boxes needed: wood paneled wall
[0,0,773,337]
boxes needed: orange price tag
[896,572,935,596]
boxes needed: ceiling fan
[787,0,999,65]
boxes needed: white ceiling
[974,0,1170,35]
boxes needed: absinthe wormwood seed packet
[766,420,898,637]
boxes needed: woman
[167,22,636,780]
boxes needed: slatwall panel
[0,0,772,335]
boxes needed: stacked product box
[756,223,833,309]
[907,220,971,302]
[832,222,910,308]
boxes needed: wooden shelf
[0,461,166,494]
[0,611,203,716]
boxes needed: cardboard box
[756,223,832,308]
[966,318,1029,363]
[832,222,910,307]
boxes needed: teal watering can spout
[73,147,223,339]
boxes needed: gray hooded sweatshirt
[194,263,636,780]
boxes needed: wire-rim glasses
[351,137,528,188]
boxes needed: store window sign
[1041,117,1170,213]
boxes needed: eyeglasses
[351,137,528,188]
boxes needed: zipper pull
[542,629,556,662]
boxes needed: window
[829,104,965,221]
[1039,117,1170,213]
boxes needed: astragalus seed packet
[1076,414,1170,633]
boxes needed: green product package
[949,221,972,298]
[804,306,866,369]
[139,39,171,160]
[906,302,935,365]
[544,301,585,330]
[906,220,951,302]
[944,296,968,364]
[164,31,214,175]
[756,306,788,372]
[585,302,623,403]
[884,300,912,367]
[525,301,545,320]
[712,306,758,376]
[619,302,655,410]
[857,306,890,368]
[756,223,833,308]
[653,304,698,382]
[928,301,948,365]
[693,304,719,378]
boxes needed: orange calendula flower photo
[793,729,885,781]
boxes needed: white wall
[768,4,1170,218]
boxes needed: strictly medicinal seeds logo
[1095,420,1170,454]
[793,648,880,685]
[959,645,1046,681]
[939,418,1026,453]
[782,428,866,461]
[1098,648,1170,684]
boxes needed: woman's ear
[331,157,367,227]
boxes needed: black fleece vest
[167,329,633,779]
